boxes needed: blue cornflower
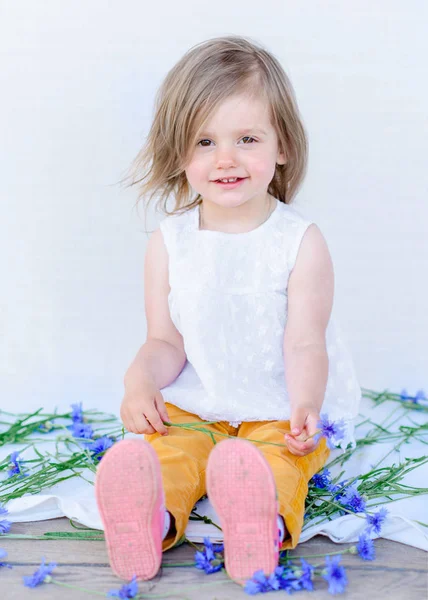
[357,532,375,561]
[327,483,342,494]
[244,569,280,594]
[70,402,84,422]
[68,421,94,439]
[296,558,315,591]
[322,555,348,595]
[0,520,11,534]
[107,574,138,598]
[0,504,11,535]
[7,451,28,479]
[338,485,366,513]
[317,414,346,449]
[400,388,410,401]
[23,558,57,587]
[0,548,12,569]
[87,436,115,461]
[366,507,388,534]
[274,565,302,593]
[194,537,224,574]
[415,389,427,404]
[311,468,332,489]
[400,388,427,404]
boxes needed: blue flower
[0,548,12,569]
[87,436,115,461]
[68,421,94,439]
[107,575,138,598]
[400,388,410,401]
[23,558,57,587]
[400,388,427,405]
[311,468,332,489]
[274,565,302,593]
[70,402,84,422]
[338,485,366,513]
[357,533,375,561]
[0,520,11,534]
[415,389,427,404]
[194,537,224,574]
[0,504,11,535]
[322,555,348,595]
[366,507,388,534]
[7,451,28,479]
[296,558,315,591]
[244,569,280,594]
[317,414,346,449]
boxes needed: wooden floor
[1,518,427,599]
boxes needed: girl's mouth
[213,177,247,189]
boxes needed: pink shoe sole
[206,438,279,584]
[94,438,165,581]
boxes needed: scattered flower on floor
[414,389,427,404]
[357,533,375,561]
[0,505,11,535]
[23,558,57,587]
[87,436,115,460]
[70,402,84,423]
[339,485,367,514]
[274,566,302,593]
[311,468,332,489]
[322,555,348,595]
[366,507,388,535]
[107,574,138,598]
[295,558,315,591]
[194,537,224,574]
[244,569,280,594]
[7,451,28,479]
[400,388,427,405]
[0,548,13,568]
[317,415,346,449]
[68,421,94,440]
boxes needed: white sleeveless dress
[158,199,362,448]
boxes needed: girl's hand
[284,405,320,457]
[120,379,170,436]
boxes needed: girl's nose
[214,145,238,167]
[215,154,237,168]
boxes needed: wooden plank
[0,518,426,599]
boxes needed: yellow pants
[145,402,330,552]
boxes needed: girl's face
[184,93,286,210]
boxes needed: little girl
[95,35,361,585]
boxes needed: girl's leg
[95,403,234,580]
[144,402,236,551]
[206,437,279,584]
[238,420,330,550]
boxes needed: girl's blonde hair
[120,35,308,223]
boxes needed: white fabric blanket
[2,396,427,551]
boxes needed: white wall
[1,1,427,415]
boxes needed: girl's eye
[197,136,256,147]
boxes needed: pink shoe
[95,438,165,580]
[206,438,279,584]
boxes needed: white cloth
[159,199,362,446]
[2,396,427,551]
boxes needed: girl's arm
[124,227,187,392]
[283,224,334,456]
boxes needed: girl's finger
[285,435,316,454]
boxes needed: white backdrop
[1,1,427,416]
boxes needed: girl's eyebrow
[198,127,267,137]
